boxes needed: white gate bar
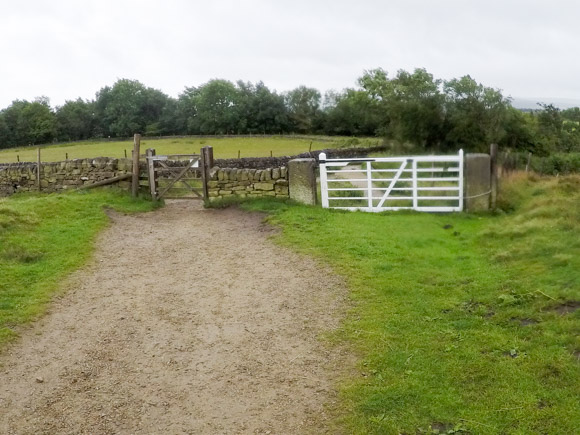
[323,155,461,163]
[376,160,408,209]
[412,160,418,209]
[458,149,464,211]
[366,161,373,208]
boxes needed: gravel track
[0,201,347,434]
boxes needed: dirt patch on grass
[0,201,348,434]
[551,301,580,315]
[511,317,539,326]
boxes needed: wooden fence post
[37,147,41,191]
[200,146,214,202]
[132,134,141,198]
[525,152,532,172]
[146,148,157,200]
[490,143,498,210]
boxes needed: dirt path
[0,201,347,434]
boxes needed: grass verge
[0,189,157,348]
[240,173,580,434]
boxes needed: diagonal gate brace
[375,159,410,209]
[157,158,200,199]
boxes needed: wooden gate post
[146,148,157,200]
[37,147,42,191]
[200,146,214,202]
[490,143,498,210]
[131,134,141,198]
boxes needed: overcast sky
[1,0,579,109]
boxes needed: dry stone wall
[207,166,289,201]
[214,145,387,169]
[0,158,133,196]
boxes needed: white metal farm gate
[319,150,464,212]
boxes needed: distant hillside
[512,97,580,110]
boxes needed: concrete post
[288,158,317,205]
[464,153,491,212]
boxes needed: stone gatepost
[288,158,317,205]
[464,153,491,212]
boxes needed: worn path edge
[0,200,349,434]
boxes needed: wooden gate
[146,146,213,201]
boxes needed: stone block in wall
[208,181,219,188]
[254,182,274,191]
[272,168,280,180]
[105,160,118,171]
[275,185,289,195]
[63,179,81,186]
[281,167,287,178]
[260,169,272,181]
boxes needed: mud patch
[551,301,580,315]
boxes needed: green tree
[284,86,322,133]
[0,98,57,147]
[56,99,95,141]
[179,80,241,135]
[561,107,580,123]
[359,68,445,149]
[236,81,289,134]
[324,89,382,136]
[499,107,537,152]
[94,79,170,137]
[443,76,510,152]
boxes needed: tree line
[0,68,578,154]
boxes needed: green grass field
[0,190,157,346]
[0,136,381,163]
[1,172,578,433]
[241,173,580,434]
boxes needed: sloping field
[0,136,380,163]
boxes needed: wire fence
[499,151,580,176]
